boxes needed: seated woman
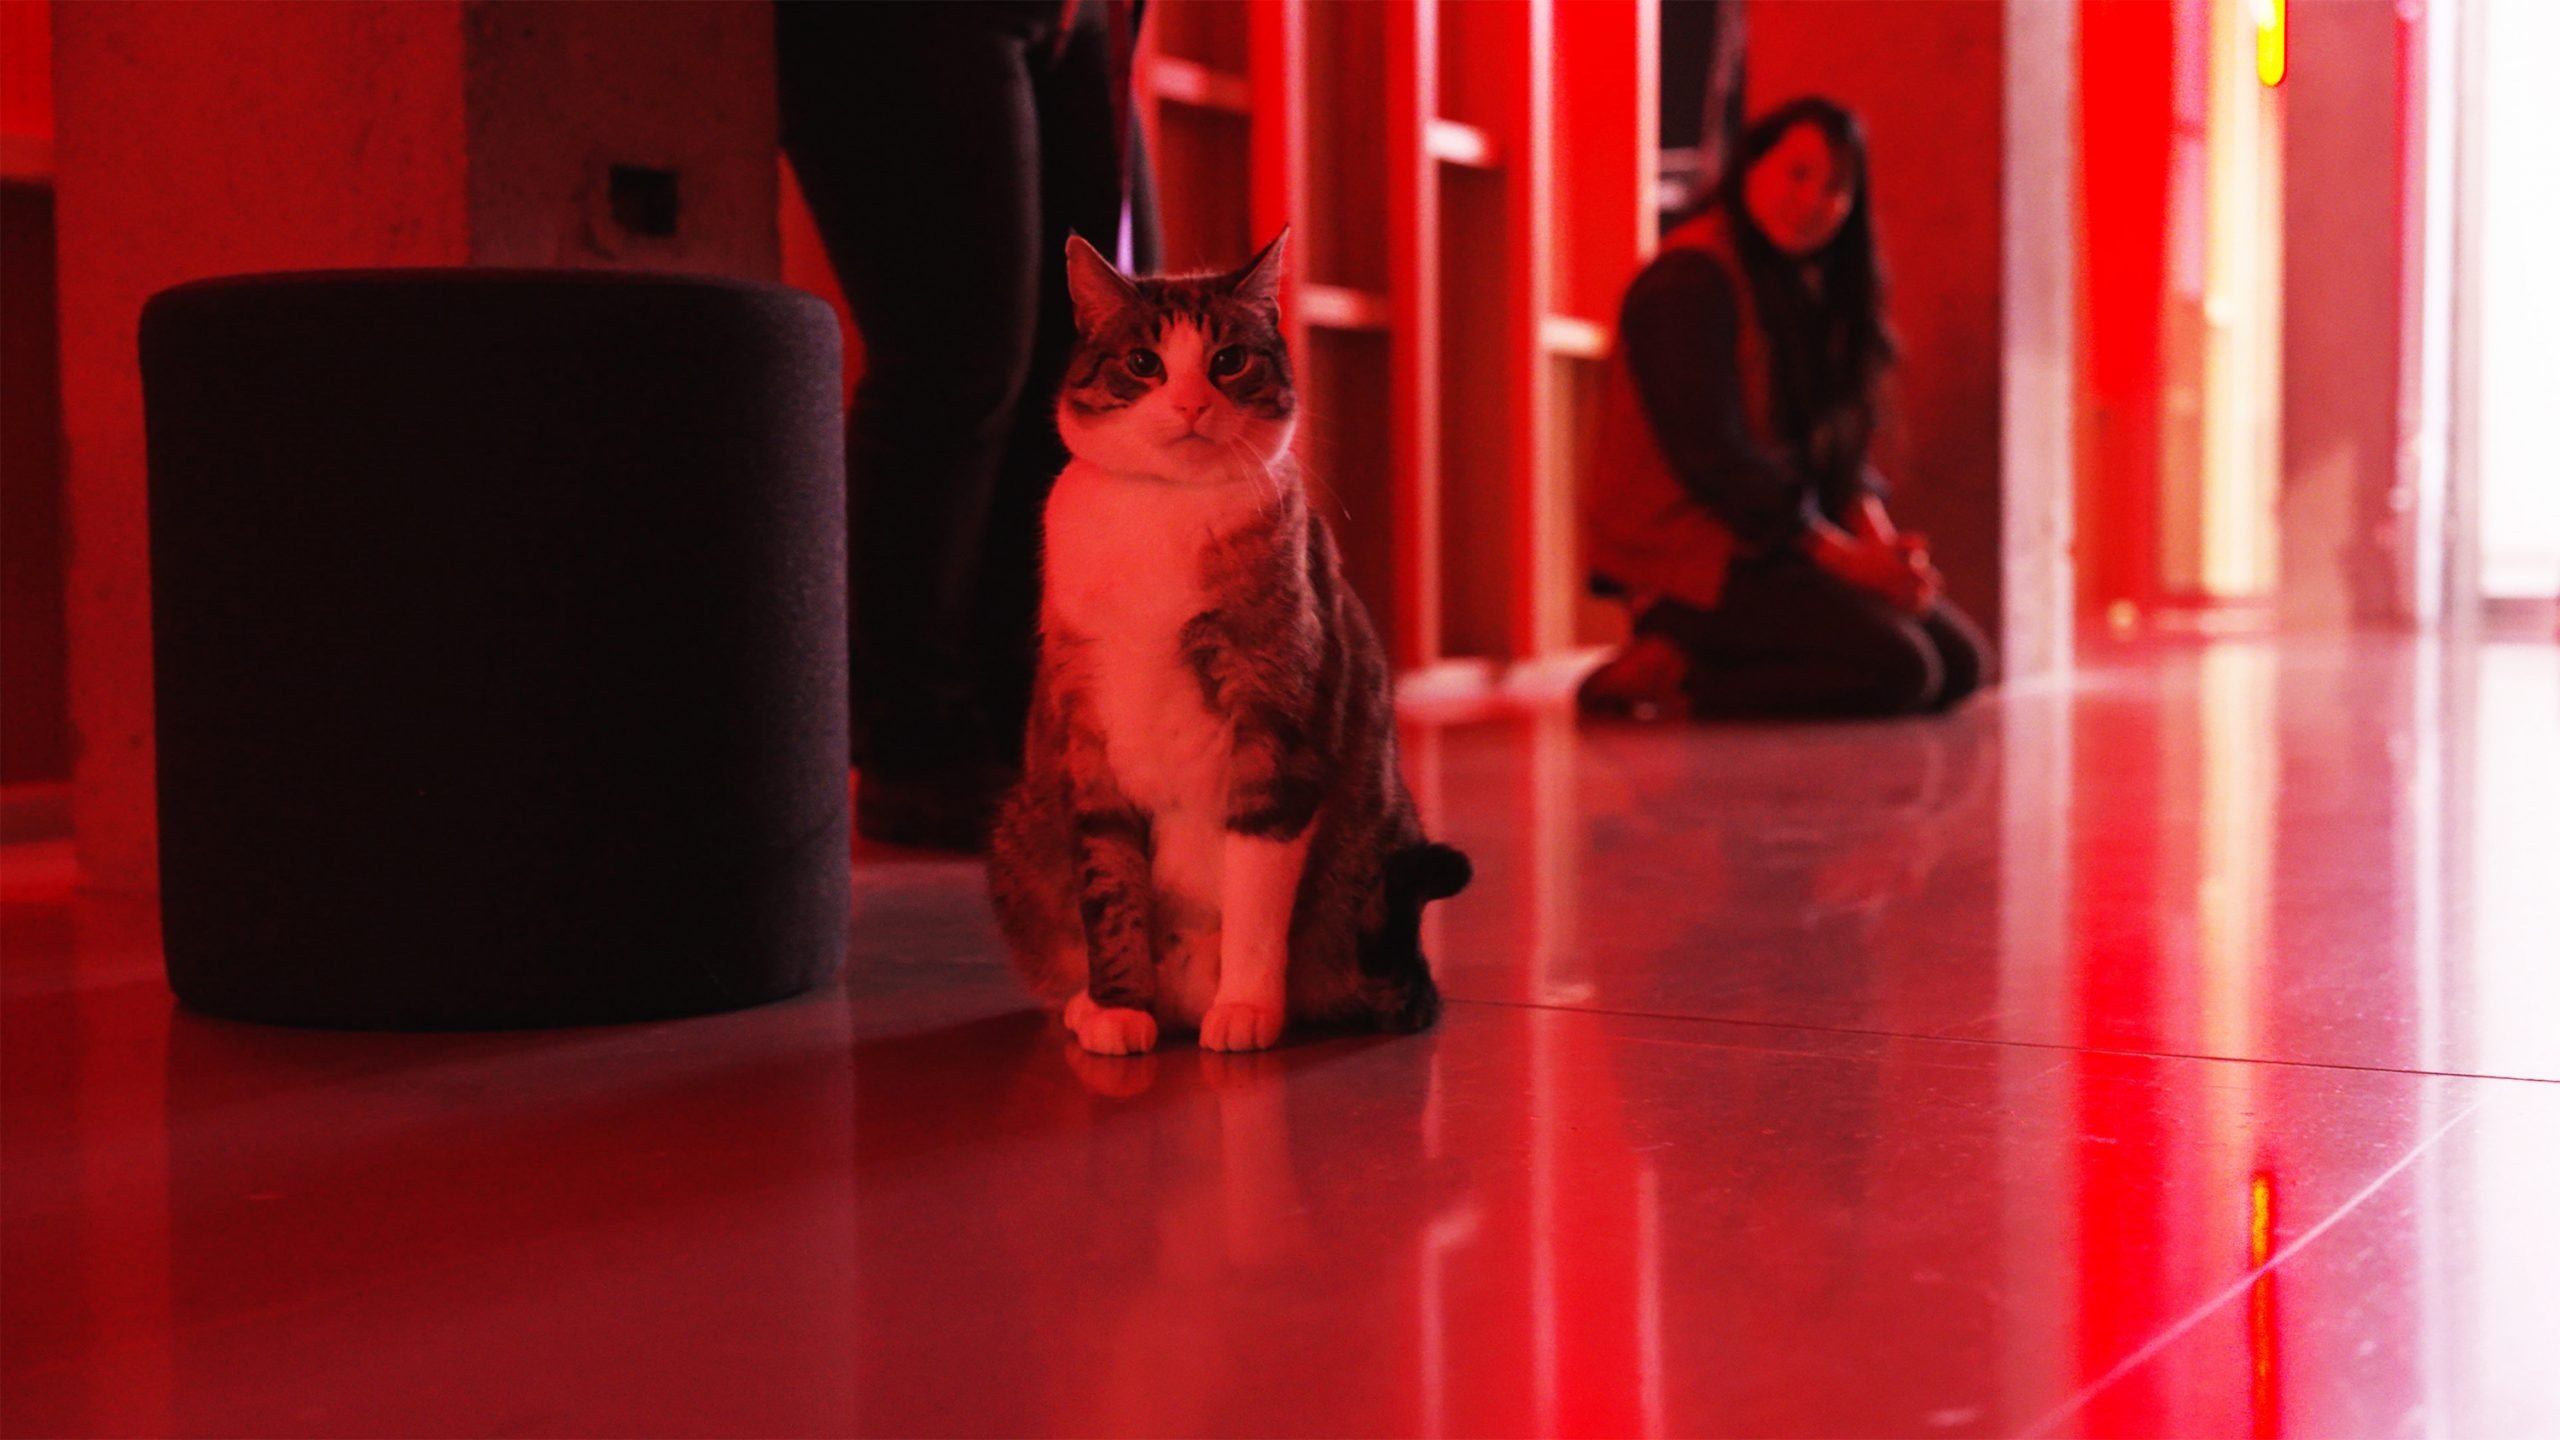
[1581,96,1991,719]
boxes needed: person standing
[777,0,1157,847]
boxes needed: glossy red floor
[5,632,2556,1437]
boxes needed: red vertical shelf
[1140,0,1658,679]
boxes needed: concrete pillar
[1746,0,2078,681]
[52,1,779,891]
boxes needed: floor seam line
[1434,995,2560,1086]
[2016,1096,2486,1438]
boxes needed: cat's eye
[1210,346,1250,378]
[1124,347,1163,378]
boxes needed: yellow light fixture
[2255,0,2287,87]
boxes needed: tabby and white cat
[988,231,1470,1055]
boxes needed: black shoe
[1574,636,1692,721]
[853,767,1008,854]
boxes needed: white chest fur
[1042,461,1261,821]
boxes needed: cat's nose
[1173,400,1212,424]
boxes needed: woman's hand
[1895,532,1946,610]
[1806,521,1937,614]
[1849,493,1898,545]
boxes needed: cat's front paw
[1069,1002,1159,1056]
[1200,1000,1286,1053]
[1063,1041,1160,1096]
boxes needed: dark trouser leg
[972,0,1157,761]
[1640,557,1944,716]
[775,3,1054,779]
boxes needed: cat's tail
[1391,841,1473,904]
[1366,840,1471,1033]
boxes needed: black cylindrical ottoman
[141,269,848,1029]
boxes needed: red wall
[1,0,50,141]
[2077,0,2173,616]
[2277,0,2415,625]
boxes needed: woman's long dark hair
[1716,96,1897,515]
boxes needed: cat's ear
[1064,232,1139,334]
[1226,228,1290,309]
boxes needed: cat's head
[1057,231,1295,486]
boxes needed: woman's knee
[1932,644,1983,709]
[1923,607,1994,709]
[1867,627,1944,714]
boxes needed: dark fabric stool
[141,269,848,1029]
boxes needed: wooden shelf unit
[1138,0,1657,672]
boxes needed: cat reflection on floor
[989,231,1469,1056]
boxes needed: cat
[987,229,1471,1056]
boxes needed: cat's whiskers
[1270,396,1352,528]
[1223,434,1282,512]
[1214,433,1254,502]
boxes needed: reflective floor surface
[5,632,2556,1437]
